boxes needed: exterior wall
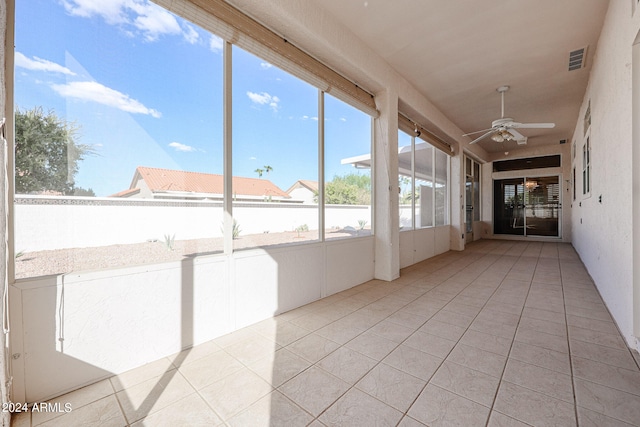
[14,196,371,252]
[571,0,640,351]
[288,187,315,204]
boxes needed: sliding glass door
[494,176,561,237]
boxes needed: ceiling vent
[559,139,567,144]
[568,47,588,71]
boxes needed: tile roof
[134,166,289,198]
[110,188,140,198]
[286,180,319,194]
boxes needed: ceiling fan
[464,86,555,145]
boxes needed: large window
[324,94,372,239]
[398,128,450,230]
[14,0,223,279]
[232,46,319,249]
[13,0,376,279]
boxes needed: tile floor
[11,240,640,426]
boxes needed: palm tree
[264,165,273,176]
[255,168,264,178]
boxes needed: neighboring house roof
[286,180,319,194]
[112,166,290,199]
[110,188,140,198]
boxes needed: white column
[373,89,399,281]
[449,152,465,251]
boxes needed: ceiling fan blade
[510,122,555,129]
[469,130,495,144]
[462,127,495,137]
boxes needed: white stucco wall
[570,0,640,351]
[14,196,372,252]
[10,236,374,402]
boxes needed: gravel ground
[15,228,371,279]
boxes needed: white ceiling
[315,0,610,153]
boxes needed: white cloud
[62,0,131,24]
[247,91,280,112]
[311,116,318,121]
[168,142,197,152]
[209,35,223,52]
[260,62,273,70]
[62,0,189,42]
[15,52,76,75]
[129,1,181,41]
[302,115,309,120]
[183,24,199,44]
[340,117,347,122]
[51,81,161,118]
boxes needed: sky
[15,0,372,196]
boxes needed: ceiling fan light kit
[464,86,555,145]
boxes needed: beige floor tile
[403,331,456,359]
[430,361,500,407]
[429,310,475,328]
[170,340,222,367]
[320,388,402,427]
[248,348,311,387]
[344,331,398,360]
[514,328,568,354]
[574,378,640,425]
[568,326,627,350]
[397,415,427,426]
[226,391,313,427]
[32,379,114,426]
[131,393,222,426]
[502,358,574,403]
[383,344,443,381]
[251,319,311,346]
[565,304,612,322]
[521,307,566,325]
[116,370,196,424]
[494,381,575,427]
[214,328,264,348]
[37,395,125,427]
[385,310,429,329]
[288,313,335,332]
[569,339,638,370]
[469,317,517,340]
[286,333,340,363]
[223,334,279,365]
[572,356,640,396]
[369,319,415,343]
[576,406,637,427]
[459,329,512,356]
[446,343,507,378]
[483,301,523,316]
[443,301,482,318]
[487,411,531,427]
[315,319,364,345]
[178,350,244,390]
[199,367,273,421]
[356,363,426,412]
[565,314,618,334]
[110,358,173,392]
[509,341,570,374]
[419,319,466,342]
[278,366,349,417]
[518,316,567,337]
[317,346,377,384]
[407,384,490,427]
[334,311,380,331]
